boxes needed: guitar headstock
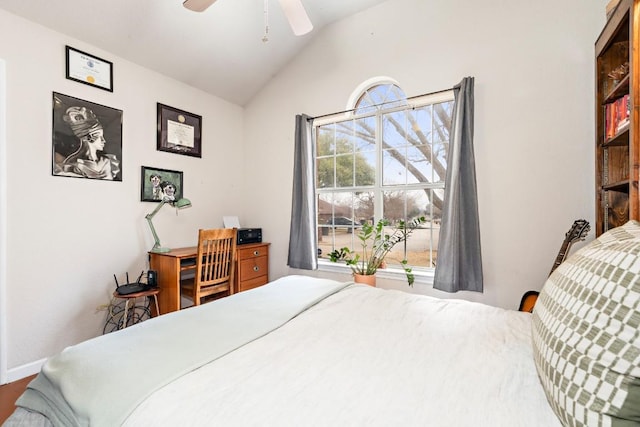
[566,219,590,244]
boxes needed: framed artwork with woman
[52,92,123,181]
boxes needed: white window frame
[314,83,454,285]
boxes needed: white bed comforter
[13,276,349,427]
[124,279,561,426]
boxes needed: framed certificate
[156,103,202,158]
[65,46,113,92]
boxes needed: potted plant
[328,216,426,286]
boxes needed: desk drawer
[239,276,267,292]
[235,242,269,293]
[238,245,269,259]
[239,256,268,281]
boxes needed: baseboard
[5,359,45,384]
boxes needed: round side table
[111,288,160,330]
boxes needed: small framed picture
[52,92,122,181]
[65,46,113,92]
[141,166,184,202]
[157,103,202,158]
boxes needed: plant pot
[353,273,376,287]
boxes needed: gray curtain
[287,114,318,270]
[433,77,483,292]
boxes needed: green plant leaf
[327,216,426,285]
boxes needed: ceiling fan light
[183,0,217,12]
[278,0,313,36]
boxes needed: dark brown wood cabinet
[595,0,640,235]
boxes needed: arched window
[353,82,408,115]
[314,80,454,279]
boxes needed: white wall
[0,58,7,384]
[0,0,611,380]
[243,0,608,308]
[0,10,244,378]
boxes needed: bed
[5,222,640,427]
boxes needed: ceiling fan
[182,0,314,36]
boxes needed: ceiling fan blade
[183,0,217,12]
[278,0,313,36]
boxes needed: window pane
[334,120,353,155]
[382,190,407,222]
[315,83,452,272]
[335,154,354,187]
[432,188,445,223]
[332,192,354,218]
[406,189,429,218]
[316,157,335,188]
[431,142,446,183]
[355,151,375,186]
[369,84,393,105]
[406,145,431,184]
[317,124,335,156]
[359,84,408,111]
[318,192,356,229]
[433,101,453,144]
[412,105,433,144]
[380,189,438,268]
[354,92,376,115]
[424,189,442,268]
[354,116,376,152]
[430,102,452,185]
[317,226,338,260]
[382,147,406,185]
[382,110,408,150]
[354,191,374,224]
[318,193,334,225]
[432,139,448,183]
[317,192,358,260]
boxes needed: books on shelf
[605,93,630,140]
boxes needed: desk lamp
[146,197,192,253]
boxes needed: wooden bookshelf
[595,0,640,235]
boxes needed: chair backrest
[195,228,237,291]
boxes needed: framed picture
[65,46,113,92]
[52,92,123,181]
[141,166,184,202]
[156,103,202,158]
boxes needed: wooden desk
[149,242,270,315]
[149,247,198,314]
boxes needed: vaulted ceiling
[0,0,387,105]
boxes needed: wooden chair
[180,228,237,307]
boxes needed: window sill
[317,259,434,286]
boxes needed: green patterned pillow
[532,220,640,427]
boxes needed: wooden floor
[0,375,36,424]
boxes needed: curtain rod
[306,87,453,121]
